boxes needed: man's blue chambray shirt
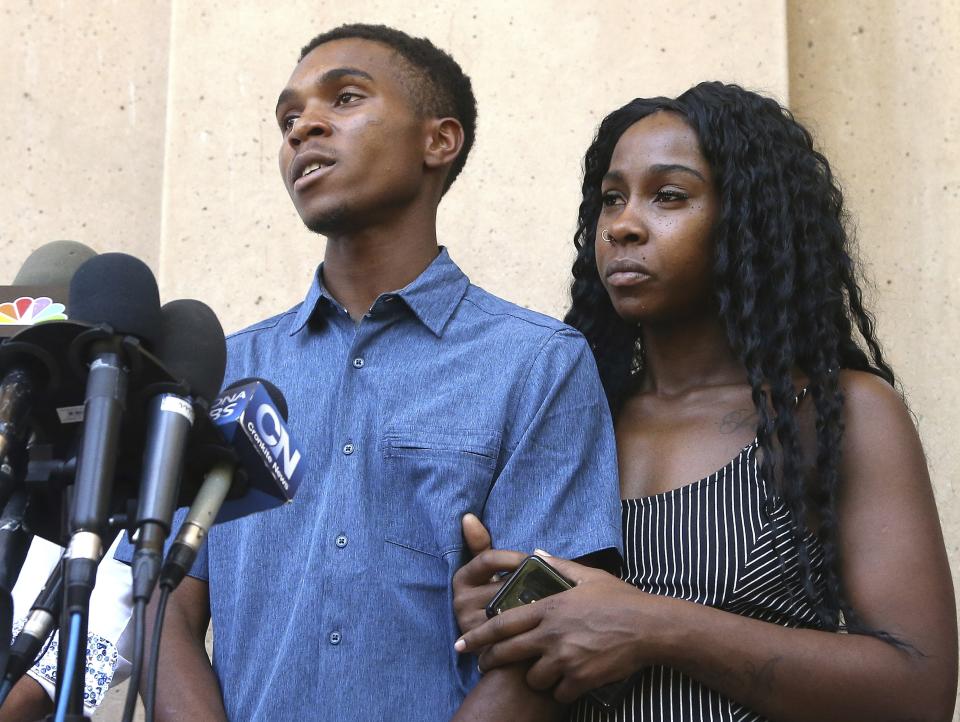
[141,249,621,721]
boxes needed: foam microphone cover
[11,241,97,285]
[156,300,227,401]
[68,253,162,348]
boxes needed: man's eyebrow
[275,67,375,116]
[318,67,374,85]
[275,88,298,115]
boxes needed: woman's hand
[455,556,670,704]
[452,513,527,635]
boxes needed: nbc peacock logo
[0,296,68,326]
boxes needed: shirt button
[335,534,348,548]
[352,357,364,369]
[342,442,355,456]
[329,631,342,645]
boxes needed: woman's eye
[654,189,689,203]
[601,192,624,207]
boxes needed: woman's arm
[457,371,957,721]
[0,677,52,721]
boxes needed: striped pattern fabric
[571,441,826,722]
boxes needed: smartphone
[485,555,572,618]
[483,555,632,709]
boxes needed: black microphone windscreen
[12,241,97,285]
[68,253,162,348]
[157,300,227,401]
[225,377,288,421]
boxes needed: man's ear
[423,117,465,172]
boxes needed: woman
[452,83,957,721]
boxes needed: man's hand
[452,514,526,635]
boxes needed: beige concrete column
[788,2,960,476]
[788,3,960,717]
[0,0,172,274]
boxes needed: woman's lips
[606,270,651,287]
[605,258,652,287]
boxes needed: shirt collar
[289,247,469,337]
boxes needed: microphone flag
[208,380,303,522]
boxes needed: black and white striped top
[571,440,827,722]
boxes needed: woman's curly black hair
[565,81,896,639]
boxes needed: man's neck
[321,221,440,322]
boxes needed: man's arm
[145,576,226,722]
[451,520,619,722]
[452,666,563,722]
[452,330,621,720]
[451,517,564,722]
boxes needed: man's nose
[288,106,331,147]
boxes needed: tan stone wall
[0,0,171,270]
[0,1,956,719]
[788,7,960,719]
[152,0,787,328]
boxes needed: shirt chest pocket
[381,427,501,558]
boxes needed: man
[147,24,621,721]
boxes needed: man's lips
[292,162,335,192]
[605,258,652,286]
[289,149,337,191]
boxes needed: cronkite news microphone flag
[208,379,303,523]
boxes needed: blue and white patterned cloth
[11,535,133,714]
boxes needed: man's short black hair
[300,24,477,195]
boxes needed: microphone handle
[0,368,32,463]
[70,352,127,535]
[2,559,60,687]
[135,394,194,532]
[0,488,32,679]
[0,488,32,593]
[159,461,233,591]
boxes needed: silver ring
[601,228,615,243]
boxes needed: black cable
[0,629,59,704]
[33,628,55,667]
[120,598,147,722]
[143,585,171,722]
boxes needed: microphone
[137,380,300,722]
[0,241,97,467]
[131,300,226,604]
[11,241,98,286]
[67,252,161,542]
[59,253,160,716]
[0,242,96,681]
[2,557,63,690]
[159,378,301,591]
[0,489,32,677]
